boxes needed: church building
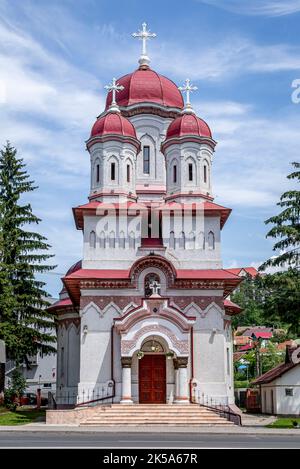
[49,23,243,412]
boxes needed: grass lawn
[0,407,45,426]
[267,418,300,429]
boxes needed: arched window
[188,231,196,249]
[99,231,106,249]
[170,231,175,249]
[203,164,207,184]
[89,231,96,248]
[208,231,215,250]
[119,231,125,248]
[188,163,194,181]
[173,165,177,183]
[96,164,100,183]
[127,164,130,183]
[109,231,115,248]
[144,273,161,297]
[198,231,205,250]
[111,162,116,181]
[143,146,150,174]
[179,231,185,249]
[129,231,136,249]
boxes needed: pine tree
[0,142,56,365]
[260,161,300,269]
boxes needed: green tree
[260,269,300,336]
[0,142,56,365]
[261,342,285,375]
[231,274,265,329]
[260,161,300,269]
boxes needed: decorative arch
[89,230,96,248]
[208,231,215,250]
[130,255,176,287]
[99,231,106,249]
[107,155,119,183]
[144,272,161,297]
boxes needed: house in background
[5,297,57,398]
[252,345,300,415]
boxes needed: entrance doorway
[139,355,166,404]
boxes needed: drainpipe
[189,326,194,403]
[111,325,116,399]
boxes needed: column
[173,359,179,403]
[120,357,133,404]
[174,357,189,404]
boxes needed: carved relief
[80,296,141,313]
[121,324,189,355]
[170,296,224,311]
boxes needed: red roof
[251,332,272,339]
[48,298,74,310]
[166,113,212,139]
[91,111,136,138]
[239,344,254,351]
[226,267,258,278]
[73,200,232,230]
[224,299,243,315]
[105,68,184,110]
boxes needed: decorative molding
[121,324,189,355]
[170,296,224,312]
[58,317,81,330]
[80,296,141,316]
[121,357,132,368]
[130,256,176,287]
[177,357,188,368]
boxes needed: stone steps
[79,404,233,427]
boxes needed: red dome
[91,111,137,138]
[166,113,212,139]
[105,68,184,110]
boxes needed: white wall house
[253,346,300,416]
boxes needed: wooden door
[139,355,166,404]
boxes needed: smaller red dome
[166,113,212,139]
[91,111,137,138]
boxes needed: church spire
[178,78,198,114]
[104,77,124,113]
[132,22,157,68]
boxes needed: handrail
[75,381,115,408]
[200,402,242,426]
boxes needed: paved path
[0,431,299,448]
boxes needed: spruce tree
[0,142,56,365]
[260,161,300,269]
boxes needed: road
[0,431,299,448]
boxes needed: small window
[204,165,207,183]
[173,165,177,183]
[143,146,150,174]
[188,163,193,181]
[127,164,130,183]
[285,388,294,396]
[111,162,116,181]
[43,383,52,388]
[96,164,100,183]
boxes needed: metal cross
[132,22,156,65]
[149,280,161,295]
[178,78,198,107]
[104,78,124,107]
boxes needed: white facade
[260,365,300,416]
[52,35,241,411]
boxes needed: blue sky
[1,0,300,297]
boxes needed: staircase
[79,404,234,427]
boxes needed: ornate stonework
[130,255,175,287]
[170,296,224,311]
[58,317,81,330]
[121,357,132,368]
[80,296,141,313]
[121,324,189,355]
[177,357,189,368]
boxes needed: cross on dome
[178,78,198,113]
[104,78,124,112]
[132,22,157,67]
[149,280,161,296]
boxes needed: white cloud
[199,0,300,17]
